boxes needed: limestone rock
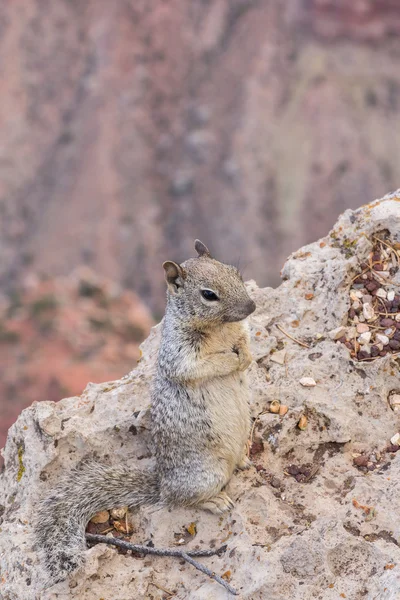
[299,377,317,387]
[2,192,400,599]
[328,326,346,341]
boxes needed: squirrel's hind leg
[237,455,252,470]
[197,491,234,514]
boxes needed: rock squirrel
[34,240,256,585]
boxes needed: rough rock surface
[2,191,400,599]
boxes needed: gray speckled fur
[34,241,255,586]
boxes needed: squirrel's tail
[34,462,159,585]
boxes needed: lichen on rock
[16,445,25,482]
[1,191,400,599]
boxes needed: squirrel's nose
[245,299,256,316]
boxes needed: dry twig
[86,533,238,596]
[373,236,400,263]
[147,581,174,596]
[275,324,310,348]
[357,352,400,362]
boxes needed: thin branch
[147,581,174,596]
[180,550,238,596]
[85,534,238,596]
[377,296,389,319]
[275,324,310,348]
[372,236,400,263]
[86,533,227,557]
[356,352,400,362]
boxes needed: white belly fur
[199,371,251,475]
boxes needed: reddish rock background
[1,0,400,446]
[1,0,400,310]
[0,269,153,457]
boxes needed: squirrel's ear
[163,261,186,294]
[194,239,211,258]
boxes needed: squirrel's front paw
[236,348,252,371]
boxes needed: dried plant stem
[357,352,400,362]
[85,534,238,596]
[377,296,389,319]
[372,236,400,263]
[275,324,310,348]
[147,582,174,596]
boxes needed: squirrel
[34,239,256,585]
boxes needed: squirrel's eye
[201,289,219,301]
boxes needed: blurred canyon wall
[1,0,400,314]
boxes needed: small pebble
[250,440,264,456]
[269,400,280,414]
[387,444,399,453]
[329,326,347,340]
[298,415,308,430]
[356,323,370,334]
[390,433,400,445]
[363,303,375,321]
[376,288,387,299]
[350,290,362,301]
[299,377,316,387]
[353,455,368,467]
[90,510,110,524]
[365,281,378,292]
[270,349,287,365]
[110,507,128,520]
[270,476,282,489]
[388,290,395,301]
[286,465,300,476]
[376,334,389,346]
[389,394,400,411]
[279,405,289,416]
[358,332,371,345]
[381,318,394,327]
